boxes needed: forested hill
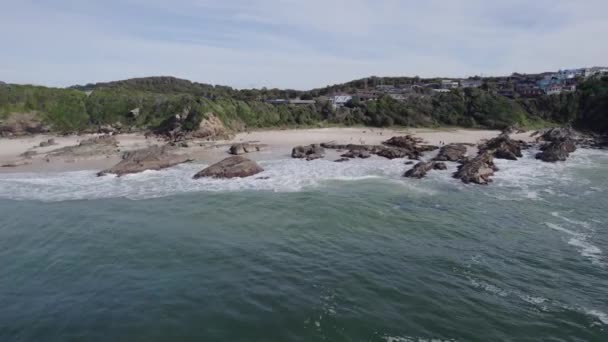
[1,75,607,136]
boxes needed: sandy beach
[0,127,533,173]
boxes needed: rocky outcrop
[535,139,577,162]
[192,113,229,140]
[479,134,525,160]
[433,144,467,162]
[193,156,263,179]
[378,135,438,160]
[320,142,384,154]
[98,145,191,176]
[453,152,498,185]
[229,143,265,155]
[341,149,371,159]
[292,144,325,160]
[536,127,578,143]
[0,112,50,137]
[47,135,119,159]
[376,147,413,160]
[404,161,448,178]
[383,135,438,151]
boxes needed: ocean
[0,148,607,341]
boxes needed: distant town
[265,66,608,109]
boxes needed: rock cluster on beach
[98,145,192,176]
[229,143,265,155]
[292,144,325,160]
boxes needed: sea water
[0,149,607,341]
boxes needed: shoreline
[0,127,534,174]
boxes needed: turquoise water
[0,149,607,341]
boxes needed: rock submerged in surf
[193,156,263,179]
[453,151,497,185]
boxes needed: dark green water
[0,149,607,341]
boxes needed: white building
[441,80,459,89]
[330,95,353,108]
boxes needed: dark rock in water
[98,145,191,176]
[453,151,497,185]
[341,149,371,159]
[433,144,467,162]
[404,161,448,178]
[535,139,577,162]
[229,143,264,155]
[479,134,524,160]
[193,156,263,179]
[404,161,414,165]
[433,162,447,170]
[292,144,325,160]
[404,161,435,179]
[334,157,350,163]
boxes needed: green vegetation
[1,76,607,135]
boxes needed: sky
[1,0,607,90]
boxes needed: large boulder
[404,162,434,179]
[535,139,577,162]
[229,143,264,155]
[193,156,263,179]
[453,152,498,185]
[479,134,524,160]
[404,161,448,178]
[292,144,325,160]
[433,144,467,162]
[98,145,191,176]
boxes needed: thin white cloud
[0,0,607,89]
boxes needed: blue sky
[1,0,607,89]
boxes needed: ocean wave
[0,158,414,201]
[383,336,457,342]
[0,148,606,201]
[545,222,604,267]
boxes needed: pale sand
[0,128,534,173]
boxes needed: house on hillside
[330,95,353,108]
[441,80,459,89]
[546,84,563,95]
[460,79,483,88]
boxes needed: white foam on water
[545,222,604,267]
[383,336,457,342]
[585,309,608,325]
[468,278,509,297]
[551,211,592,229]
[0,158,441,201]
